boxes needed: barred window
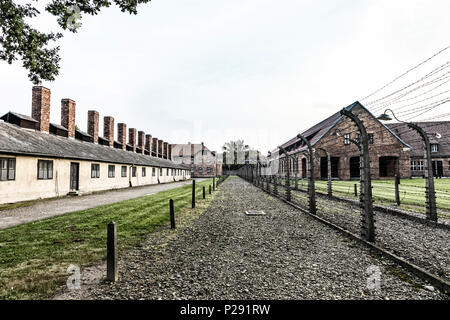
[431,144,439,153]
[121,166,127,177]
[368,133,374,145]
[91,164,100,178]
[0,158,16,181]
[108,165,115,178]
[38,160,53,180]
[344,134,351,145]
[411,161,424,171]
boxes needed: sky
[1,0,450,154]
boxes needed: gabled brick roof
[0,121,188,169]
[277,102,410,155]
[387,121,450,158]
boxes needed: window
[355,133,361,143]
[198,167,203,173]
[108,165,115,178]
[38,160,53,180]
[431,144,439,153]
[368,133,374,145]
[166,168,169,175]
[160,168,163,176]
[207,167,211,174]
[142,167,146,177]
[121,166,127,177]
[132,167,137,177]
[411,161,424,171]
[91,164,100,178]
[0,158,15,181]
[152,168,156,176]
[344,133,350,145]
[190,156,194,164]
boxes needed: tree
[0,0,151,84]
[222,140,261,171]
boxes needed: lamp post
[279,146,292,202]
[378,109,437,222]
[339,108,375,242]
[296,134,316,215]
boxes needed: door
[70,162,79,191]
[433,161,443,177]
[350,157,360,179]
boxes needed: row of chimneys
[31,86,171,159]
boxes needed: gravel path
[0,179,205,230]
[281,183,450,283]
[58,177,447,300]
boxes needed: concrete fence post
[107,221,118,282]
[395,175,401,206]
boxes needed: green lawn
[312,178,450,216]
[0,178,215,300]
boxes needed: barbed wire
[361,46,450,102]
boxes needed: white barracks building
[0,86,191,204]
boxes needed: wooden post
[354,184,358,197]
[213,177,215,191]
[395,175,400,206]
[192,180,196,209]
[209,185,212,194]
[203,186,206,199]
[106,221,118,282]
[170,199,175,229]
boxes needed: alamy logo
[66,264,81,290]
[366,265,381,291]
[66,6,82,31]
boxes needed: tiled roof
[387,121,450,158]
[0,121,188,169]
[278,102,410,155]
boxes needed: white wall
[0,155,191,204]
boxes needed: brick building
[387,122,450,178]
[0,86,191,204]
[272,102,412,180]
[170,142,222,178]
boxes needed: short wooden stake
[106,221,118,282]
[170,199,175,229]
[192,180,196,209]
[203,186,206,199]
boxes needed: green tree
[0,0,151,84]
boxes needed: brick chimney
[129,128,137,152]
[152,137,158,157]
[158,139,164,158]
[145,134,153,155]
[168,144,172,160]
[163,142,168,159]
[87,110,99,143]
[61,99,76,138]
[138,131,145,154]
[117,123,127,150]
[32,86,51,133]
[103,116,114,147]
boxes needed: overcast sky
[1,0,450,154]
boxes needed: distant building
[170,142,221,177]
[387,122,450,178]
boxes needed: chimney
[32,86,51,133]
[129,128,137,152]
[145,134,152,155]
[163,142,168,159]
[117,123,127,150]
[103,116,114,147]
[152,137,158,157]
[61,99,76,138]
[158,139,164,158]
[87,110,99,143]
[168,144,172,160]
[138,131,145,154]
